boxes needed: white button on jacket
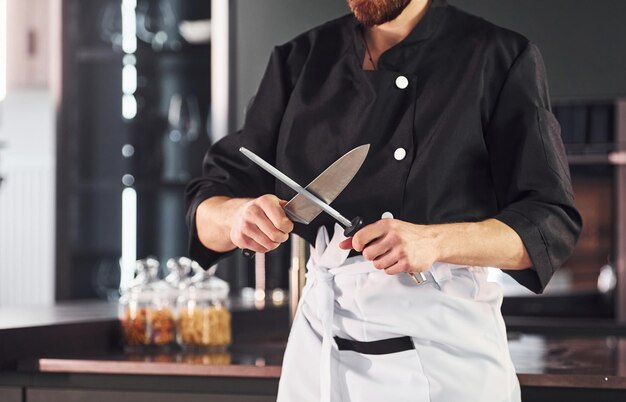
[381,211,394,219]
[395,75,409,89]
[394,148,406,161]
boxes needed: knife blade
[283,144,370,224]
[239,146,365,232]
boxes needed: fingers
[231,219,276,252]
[257,195,294,234]
[352,219,394,251]
[372,249,399,271]
[254,206,289,243]
[338,238,353,250]
[361,236,390,262]
[231,226,271,253]
[383,261,408,275]
[232,194,294,252]
[351,220,390,252]
[238,234,271,253]
[244,220,281,250]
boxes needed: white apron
[277,223,521,402]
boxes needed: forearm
[432,218,533,270]
[195,196,251,253]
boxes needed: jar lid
[164,257,194,289]
[152,279,183,300]
[188,276,230,301]
[121,286,155,303]
[125,257,160,290]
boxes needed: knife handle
[343,216,363,237]
[242,249,255,259]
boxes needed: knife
[239,146,427,285]
[282,145,370,225]
[239,145,369,258]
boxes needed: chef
[185,0,582,401]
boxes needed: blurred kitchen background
[1,0,625,319]
[0,1,626,401]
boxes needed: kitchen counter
[2,301,626,401]
[0,300,118,330]
[0,300,289,371]
[28,334,626,389]
[0,299,287,330]
[510,334,626,389]
[35,342,284,378]
[0,301,288,402]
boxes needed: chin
[347,0,411,26]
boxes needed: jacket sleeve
[485,42,583,294]
[184,44,300,269]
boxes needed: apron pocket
[334,335,414,355]
[336,343,431,402]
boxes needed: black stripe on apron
[334,336,415,355]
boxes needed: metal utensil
[238,145,369,257]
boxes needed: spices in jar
[119,258,162,348]
[147,307,176,345]
[120,306,148,346]
[178,305,231,347]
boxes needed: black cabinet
[0,387,21,402]
[56,0,211,300]
[129,2,211,266]
[57,0,126,300]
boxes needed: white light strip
[211,0,229,142]
[0,0,7,101]
[122,64,137,94]
[120,187,137,290]
[121,0,137,54]
[121,0,137,122]
[120,0,137,290]
[122,93,137,119]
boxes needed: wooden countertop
[33,334,626,389]
[37,342,285,379]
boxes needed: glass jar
[118,286,151,347]
[146,281,177,347]
[119,258,177,348]
[119,258,159,348]
[177,267,231,349]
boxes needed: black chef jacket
[185,0,582,294]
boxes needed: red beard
[347,0,412,26]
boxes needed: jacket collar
[350,0,447,67]
[401,0,447,45]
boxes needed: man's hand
[230,194,294,253]
[338,218,534,274]
[338,219,440,275]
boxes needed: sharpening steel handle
[343,216,363,237]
